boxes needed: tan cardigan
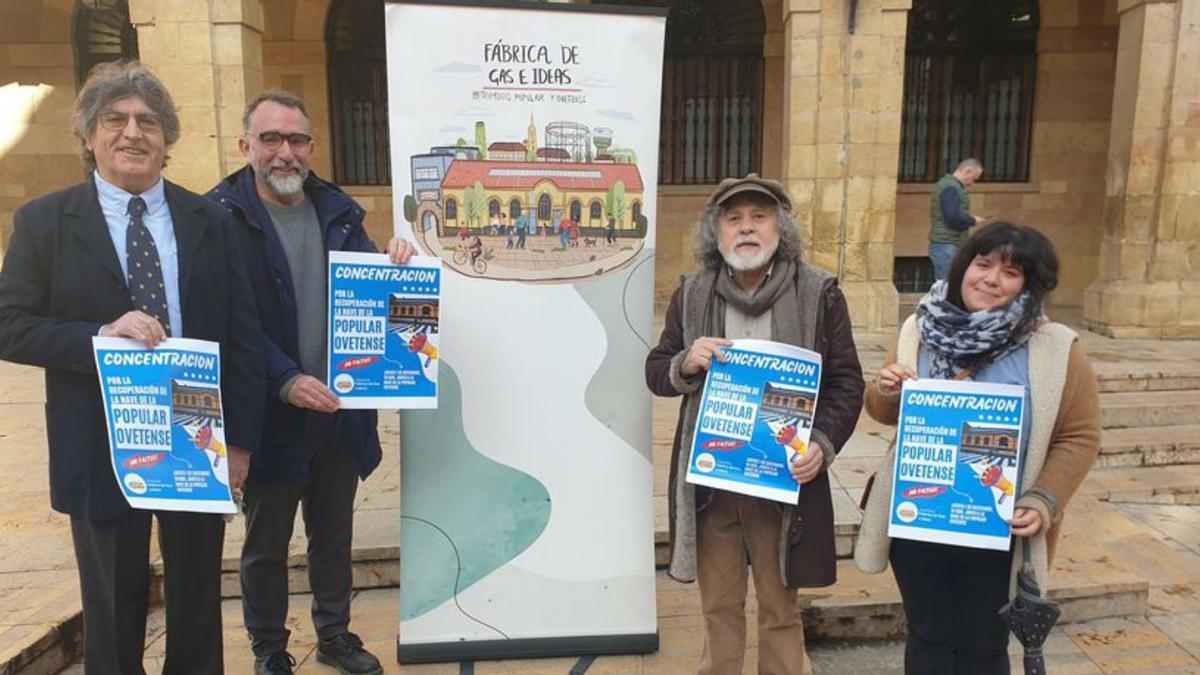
[854,316,1102,597]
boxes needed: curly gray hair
[73,60,180,170]
[693,200,804,270]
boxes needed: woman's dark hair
[945,221,1059,336]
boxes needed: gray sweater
[264,198,327,395]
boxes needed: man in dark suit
[0,61,264,674]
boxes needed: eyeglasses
[254,131,313,150]
[98,110,163,133]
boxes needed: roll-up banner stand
[385,0,666,663]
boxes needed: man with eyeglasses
[0,61,264,673]
[207,90,413,675]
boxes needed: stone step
[0,576,84,675]
[800,561,1149,640]
[159,546,403,600]
[1096,370,1200,394]
[201,524,864,601]
[1100,390,1200,429]
[803,493,1184,640]
[197,516,867,601]
[1095,424,1200,469]
[1084,464,1200,505]
[192,542,1147,643]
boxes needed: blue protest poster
[888,379,1026,551]
[92,337,234,514]
[685,339,822,504]
[327,251,442,409]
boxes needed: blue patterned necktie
[126,196,171,335]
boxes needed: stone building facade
[2,0,1197,336]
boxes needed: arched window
[488,199,501,217]
[537,194,552,221]
[445,198,458,220]
[899,0,1038,182]
[590,200,603,219]
[74,0,139,86]
[327,0,390,185]
[632,200,642,223]
[570,200,582,222]
[509,199,522,219]
[607,0,763,184]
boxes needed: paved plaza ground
[5,308,1200,673]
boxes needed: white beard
[721,237,778,272]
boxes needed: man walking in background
[928,158,986,281]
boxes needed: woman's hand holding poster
[888,378,1026,551]
[93,337,235,513]
[686,339,822,504]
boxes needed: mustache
[731,236,761,248]
[268,160,305,171]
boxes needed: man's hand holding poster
[888,378,1027,551]
[93,337,235,514]
[327,251,441,409]
[686,339,822,504]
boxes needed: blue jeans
[928,242,958,281]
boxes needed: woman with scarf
[854,221,1101,674]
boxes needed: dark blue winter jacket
[207,166,381,485]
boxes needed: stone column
[781,0,908,331]
[1084,0,1200,338]
[761,0,786,179]
[128,0,264,193]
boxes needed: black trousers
[890,538,1014,675]
[239,425,359,657]
[71,510,226,675]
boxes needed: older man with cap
[645,174,865,674]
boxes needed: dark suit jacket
[0,177,265,521]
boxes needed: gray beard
[721,239,778,272]
[262,168,307,199]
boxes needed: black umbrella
[999,538,1060,675]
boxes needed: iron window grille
[899,0,1038,183]
[606,0,764,185]
[74,0,139,86]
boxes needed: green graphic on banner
[575,248,655,460]
[400,364,551,620]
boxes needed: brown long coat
[645,272,865,588]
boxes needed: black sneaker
[316,632,382,675]
[254,650,296,675]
